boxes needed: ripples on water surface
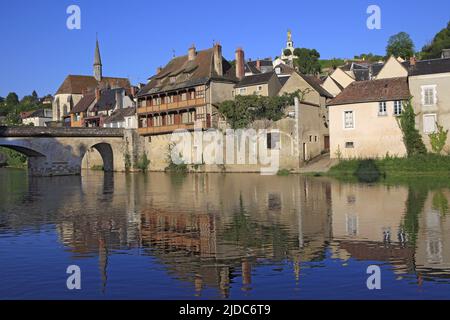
[1,168,450,299]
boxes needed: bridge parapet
[0,126,124,138]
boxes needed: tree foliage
[293,48,321,75]
[386,32,415,60]
[354,53,385,62]
[396,99,427,157]
[421,21,450,59]
[218,91,304,129]
[0,91,46,126]
[429,124,448,154]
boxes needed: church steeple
[94,36,102,81]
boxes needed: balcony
[138,122,206,136]
[137,98,206,115]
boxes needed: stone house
[328,77,410,159]
[21,109,53,127]
[234,72,282,97]
[407,57,450,151]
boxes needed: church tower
[94,37,102,82]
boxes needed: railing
[137,98,206,114]
[138,122,206,135]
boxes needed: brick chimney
[410,56,417,66]
[213,43,223,76]
[256,59,261,71]
[188,44,197,61]
[235,47,245,80]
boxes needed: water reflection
[1,169,450,299]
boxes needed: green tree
[5,92,19,107]
[293,48,321,75]
[219,92,302,129]
[396,99,427,157]
[386,32,415,60]
[421,21,450,59]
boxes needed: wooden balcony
[138,122,206,136]
[137,98,206,115]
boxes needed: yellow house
[328,77,410,159]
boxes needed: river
[1,168,450,299]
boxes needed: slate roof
[244,62,261,74]
[138,47,237,97]
[55,75,130,95]
[71,93,95,114]
[94,88,127,112]
[235,72,276,88]
[104,107,136,124]
[328,77,410,106]
[404,58,450,76]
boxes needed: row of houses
[47,32,450,171]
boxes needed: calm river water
[1,168,450,300]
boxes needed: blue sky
[0,0,449,98]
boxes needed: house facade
[22,109,53,127]
[407,57,450,151]
[328,77,410,159]
[234,72,282,97]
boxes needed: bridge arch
[0,144,46,158]
[81,142,114,172]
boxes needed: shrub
[277,169,291,176]
[396,99,427,157]
[136,153,150,172]
[354,159,381,183]
[429,124,448,154]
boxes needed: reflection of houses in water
[330,182,450,281]
[137,174,333,297]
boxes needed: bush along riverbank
[0,147,27,168]
[328,154,450,182]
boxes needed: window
[275,67,281,75]
[422,85,437,106]
[309,135,313,142]
[239,88,247,95]
[378,102,387,116]
[170,76,176,84]
[267,132,281,150]
[423,114,437,134]
[314,136,318,143]
[344,111,354,129]
[257,85,263,91]
[345,142,354,148]
[394,101,403,116]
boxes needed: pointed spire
[94,34,102,66]
[94,34,103,81]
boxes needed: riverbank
[326,154,450,180]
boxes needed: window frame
[423,113,438,134]
[394,100,403,116]
[421,85,437,106]
[343,110,355,130]
[378,101,387,116]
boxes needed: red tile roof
[55,75,130,95]
[328,77,410,106]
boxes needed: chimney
[115,89,123,110]
[256,60,261,71]
[188,44,197,61]
[156,66,162,74]
[130,86,137,97]
[235,47,245,80]
[410,56,417,66]
[95,87,101,102]
[213,43,223,76]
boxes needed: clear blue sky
[0,0,449,98]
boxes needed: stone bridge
[0,126,130,176]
